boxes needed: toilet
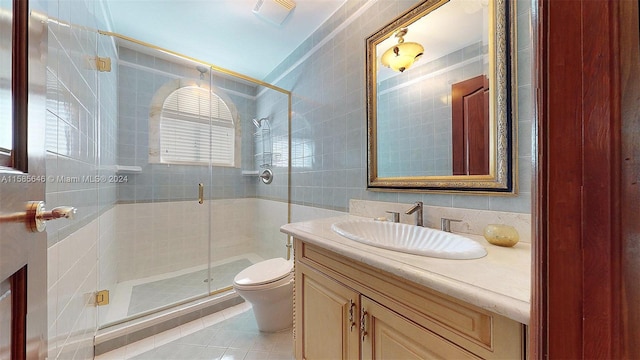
[233,257,294,332]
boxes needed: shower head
[196,65,209,74]
[196,65,209,81]
[252,117,269,128]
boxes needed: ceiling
[104,0,346,80]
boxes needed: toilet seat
[233,258,293,290]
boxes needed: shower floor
[103,254,264,324]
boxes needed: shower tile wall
[116,199,257,281]
[44,9,118,245]
[115,47,258,203]
[265,0,533,214]
[114,197,292,281]
[37,0,119,357]
[255,199,291,260]
[254,88,291,259]
[255,88,289,202]
[113,48,277,282]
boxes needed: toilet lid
[233,258,293,286]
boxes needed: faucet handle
[440,218,462,232]
[385,211,400,223]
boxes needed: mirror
[366,0,516,193]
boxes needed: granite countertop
[281,215,531,325]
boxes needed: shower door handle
[198,183,204,204]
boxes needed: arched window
[149,80,239,167]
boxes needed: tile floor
[96,303,294,360]
[104,255,264,324]
[127,259,253,315]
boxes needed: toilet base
[252,294,293,332]
[234,278,294,333]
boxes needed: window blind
[160,86,235,166]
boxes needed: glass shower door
[97,37,214,327]
[207,79,292,294]
[95,32,292,329]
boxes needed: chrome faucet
[405,201,423,227]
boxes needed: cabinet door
[361,296,481,360]
[296,263,360,360]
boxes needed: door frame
[532,0,638,357]
[0,2,49,358]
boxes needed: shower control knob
[259,169,273,184]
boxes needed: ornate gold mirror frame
[366,0,517,194]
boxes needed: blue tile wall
[265,0,533,214]
[255,87,290,201]
[115,47,259,203]
[42,0,119,247]
[377,42,486,177]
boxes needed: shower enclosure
[95,35,291,328]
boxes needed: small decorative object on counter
[483,224,519,247]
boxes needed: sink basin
[331,220,487,260]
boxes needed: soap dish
[483,224,519,247]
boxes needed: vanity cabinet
[296,262,360,359]
[360,296,480,359]
[294,239,526,359]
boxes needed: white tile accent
[290,203,346,223]
[47,216,100,359]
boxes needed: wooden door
[295,262,360,360]
[360,296,479,360]
[0,2,48,359]
[533,0,639,358]
[619,1,640,357]
[451,75,490,175]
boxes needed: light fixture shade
[380,28,424,73]
[380,42,424,72]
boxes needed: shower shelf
[254,127,272,169]
[254,152,273,168]
[253,129,270,138]
[114,165,142,174]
